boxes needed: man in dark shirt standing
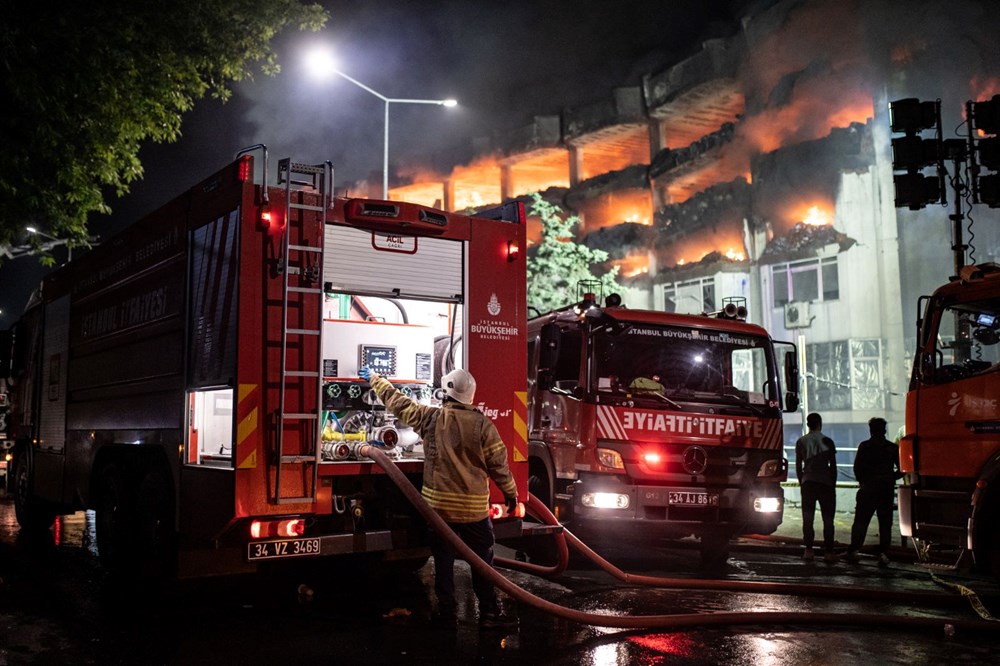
[845,417,903,566]
[795,412,839,562]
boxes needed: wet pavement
[2,489,999,665]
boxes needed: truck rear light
[753,497,782,513]
[260,207,283,233]
[507,240,519,262]
[250,518,306,540]
[596,447,625,470]
[581,492,630,509]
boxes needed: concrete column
[568,145,585,186]
[443,179,455,212]
[500,164,513,202]
[648,118,668,159]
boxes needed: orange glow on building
[970,76,1000,105]
[451,156,503,211]
[666,235,748,269]
[740,90,872,155]
[617,255,650,278]
[577,190,653,231]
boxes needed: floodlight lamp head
[889,98,939,135]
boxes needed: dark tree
[0,1,327,262]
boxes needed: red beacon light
[507,240,519,262]
[238,155,252,182]
[260,206,284,234]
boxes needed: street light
[305,47,457,198]
[26,226,73,261]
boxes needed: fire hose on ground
[361,445,999,633]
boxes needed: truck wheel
[974,491,1000,581]
[11,451,55,531]
[95,462,135,570]
[135,463,176,577]
[528,464,551,510]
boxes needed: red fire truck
[898,263,1000,578]
[0,150,528,578]
[526,291,800,564]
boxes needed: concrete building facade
[356,0,1000,478]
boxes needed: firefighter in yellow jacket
[359,366,518,630]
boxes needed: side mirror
[774,341,800,413]
[539,323,561,370]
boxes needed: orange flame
[614,255,651,278]
[797,202,834,227]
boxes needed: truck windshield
[591,323,776,412]
[929,298,1000,382]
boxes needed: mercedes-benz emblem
[682,445,708,475]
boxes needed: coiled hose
[362,445,999,632]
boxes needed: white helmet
[442,368,476,405]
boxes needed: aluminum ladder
[273,158,332,504]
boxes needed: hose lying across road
[362,445,999,633]
[497,494,956,605]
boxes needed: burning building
[357,0,1000,464]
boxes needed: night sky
[0,0,740,321]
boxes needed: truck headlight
[596,447,624,470]
[753,497,782,513]
[581,492,630,509]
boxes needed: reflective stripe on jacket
[369,374,517,523]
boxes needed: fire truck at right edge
[898,263,1000,578]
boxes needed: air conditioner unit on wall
[784,301,812,329]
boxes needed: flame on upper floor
[793,201,833,227]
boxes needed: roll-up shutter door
[324,225,464,301]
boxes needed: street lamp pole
[329,69,456,199]
[26,226,72,261]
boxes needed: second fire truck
[526,290,800,564]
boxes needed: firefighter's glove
[359,366,374,382]
[505,496,518,516]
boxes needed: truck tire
[95,462,135,571]
[11,451,56,531]
[974,490,1000,582]
[528,462,552,510]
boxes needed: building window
[772,257,838,307]
[660,277,715,314]
[805,338,883,411]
